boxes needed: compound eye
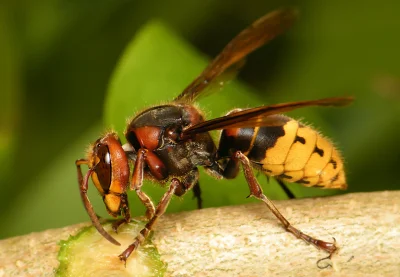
[94,144,112,192]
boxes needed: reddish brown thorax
[125,104,217,177]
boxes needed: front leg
[75,159,121,246]
[118,178,180,263]
[130,149,156,220]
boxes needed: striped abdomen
[218,114,346,189]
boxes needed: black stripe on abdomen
[247,126,285,162]
[218,127,255,158]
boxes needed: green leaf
[0,9,22,191]
[105,20,262,134]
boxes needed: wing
[182,97,354,135]
[174,8,298,103]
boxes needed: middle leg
[192,181,202,209]
[118,178,181,263]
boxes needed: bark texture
[0,191,399,277]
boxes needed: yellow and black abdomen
[218,114,346,190]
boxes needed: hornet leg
[192,181,202,209]
[75,159,120,245]
[130,149,156,220]
[275,178,296,199]
[118,178,180,263]
[234,151,337,256]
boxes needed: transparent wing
[174,8,298,103]
[182,97,354,135]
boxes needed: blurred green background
[1,0,399,240]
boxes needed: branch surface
[0,191,399,276]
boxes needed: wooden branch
[0,191,399,276]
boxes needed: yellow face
[86,133,130,217]
[104,194,122,216]
[90,171,105,195]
